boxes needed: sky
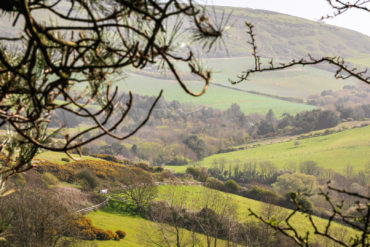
[204,0,370,36]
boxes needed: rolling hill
[2,5,369,115]
[83,185,359,247]
[210,6,370,60]
[118,6,370,110]
[196,125,370,172]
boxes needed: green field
[81,211,154,247]
[196,126,370,172]
[83,208,228,247]
[157,185,358,236]
[84,185,359,246]
[204,57,358,98]
[348,54,370,68]
[113,54,365,116]
[116,71,316,116]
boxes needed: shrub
[299,161,319,175]
[91,153,129,164]
[41,172,59,186]
[135,162,153,172]
[205,177,224,191]
[166,155,191,166]
[273,172,317,194]
[76,216,122,241]
[284,193,313,211]
[95,228,112,240]
[76,216,96,240]
[183,135,208,159]
[116,230,126,239]
[223,179,240,194]
[153,166,164,173]
[10,173,26,186]
[106,230,115,240]
[77,170,99,190]
[242,186,280,203]
[186,167,208,182]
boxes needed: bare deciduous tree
[231,1,370,86]
[249,182,369,247]
[119,168,157,213]
[0,0,227,185]
[0,187,80,247]
[144,186,200,247]
[195,188,239,247]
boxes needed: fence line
[75,196,111,214]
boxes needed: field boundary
[76,196,111,214]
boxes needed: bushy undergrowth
[76,216,125,241]
[34,158,153,190]
[41,172,59,186]
[90,153,130,164]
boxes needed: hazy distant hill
[1,5,369,112]
[1,5,369,62]
[209,6,370,62]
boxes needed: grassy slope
[204,57,358,98]
[117,72,316,116]
[2,5,369,114]
[84,209,228,247]
[213,7,370,60]
[157,186,357,236]
[84,185,359,246]
[81,211,151,247]
[197,125,370,172]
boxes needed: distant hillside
[2,5,368,111]
[122,6,370,101]
[198,125,370,173]
[209,6,370,62]
[2,5,369,61]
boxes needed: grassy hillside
[85,185,359,246]
[4,4,369,112]
[197,125,370,172]
[117,72,316,116]
[204,57,359,98]
[119,5,370,103]
[81,211,156,247]
[212,7,370,60]
[3,4,370,60]
[157,186,357,238]
[83,209,228,247]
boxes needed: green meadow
[83,208,229,247]
[84,185,359,246]
[203,57,358,98]
[112,54,364,117]
[197,125,370,172]
[81,211,154,247]
[117,71,315,116]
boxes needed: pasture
[197,125,370,172]
[117,71,316,116]
[84,185,359,246]
[204,57,358,99]
[83,209,229,247]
